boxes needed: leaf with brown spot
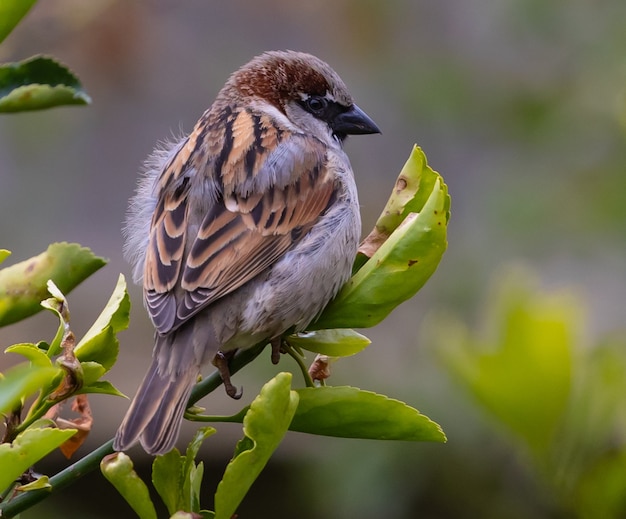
[0,243,106,327]
[355,145,449,271]
[315,146,450,330]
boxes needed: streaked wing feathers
[144,111,336,334]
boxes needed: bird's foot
[212,350,242,399]
[270,337,285,364]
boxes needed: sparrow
[114,50,380,455]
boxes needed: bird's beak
[332,104,381,136]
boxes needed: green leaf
[16,475,50,492]
[314,147,449,330]
[152,449,184,516]
[0,55,91,112]
[356,145,449,267]
[4,343,52,367]
[153,428,216,516]
[75,274,129,369]
[0,249,10,265]
[185,426,215,464]
[287,329,371,357]
[0,363,61,415]
[0,243,106,327]
[80,361,106,386]
[289,386,446,442]
[182,428,215,513]
[83,273,130,336]
[45,279,66,301]
[0,0,37,44]
[101,452,157,519]
[76,380,126,397]
[75,326,118,370]
[0,426,77,494]
[40,280,70,358]
[187,461,204,514]
[214,373,299,519]
[436,267,575,456]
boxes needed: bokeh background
[1,1,625,517]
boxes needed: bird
[114,50,380,455]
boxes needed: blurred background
[1,0,625,517]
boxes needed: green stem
[0,482,18,504]
[282,343,315,388]
[17,397,59,439]
[0,344,267,518]
[185,407,249,423]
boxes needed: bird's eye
[305,96,328,114]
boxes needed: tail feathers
[113,360,198,455]
[139,371,197,454]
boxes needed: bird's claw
[212,350,242,400]
[224,380,243,400]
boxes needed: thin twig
[281,342,316,388]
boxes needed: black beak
[331,104,381,137]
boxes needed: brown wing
[143,107,337,334]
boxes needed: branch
[0,343,267,518]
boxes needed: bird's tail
[113,355,198,455]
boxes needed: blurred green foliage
[0,55,91,112]
[0,0,37,44]
[0,0,90,113]
[433,267,626,519]
[438,268,575,457]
